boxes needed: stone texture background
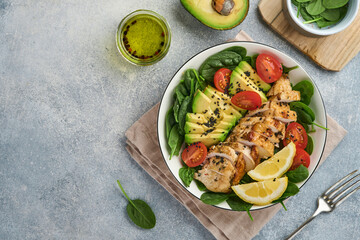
[0,0,359,239]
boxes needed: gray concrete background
[0,0,359,239]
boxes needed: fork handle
[285,215,316,240]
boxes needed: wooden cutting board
[258,0,360,71]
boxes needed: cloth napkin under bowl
[125,31,347,240]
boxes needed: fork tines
[322,170,360,208]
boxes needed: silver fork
[286,170,360,240]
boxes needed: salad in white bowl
[157,42,327,218]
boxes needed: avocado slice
[180,0,249,30]
[186,112,237,126]
[184,121,233,134]
[185,132,228,147]
[203,86,247,115]
[193,90,242,120]
[237,61,271,92]
[228,69,268,103]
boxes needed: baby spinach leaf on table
[286,165,309,183]
[282,64,299,74]
[168,125,183,159]
[165,108,176,138]
[117,180,156,229]
[195,179,207,191]
[306,0,326,15]
[323,0,349,9]
[179,166,196,187]
[320,8,341,21]
[199,50,242,82]
[200,192,233,205]
[226,196,253,221]
[305,134,314,154]
[292,80,314,105]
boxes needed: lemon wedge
[248,142,296,181]
[232,177,288,205]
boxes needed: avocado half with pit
[181,0,249,30]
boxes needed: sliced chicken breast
[194,156,235,193]
[267,75,292,97]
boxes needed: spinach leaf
[183,69,199,97]
[199,50,243,82]
[316,18,338,28]
[282,64,299,74]
[178,96,192,135]
[179,166,196,187]
[224,46,247,58]
[305,134,314,154]
[173,98,180,123]
[175,87,185,104]
[165,108,176,138]
[168,125,183,159]
[306,0,326,15]
[226,196,253,221]
[300,6,314,21]
[298,119,310,132]
[290,102,315,122]
[286,165,309,183]
[296,0,311,2]
[244,54,258,70]
[197,75,207,91]
[200,192,232,205]
[323,0,349,9]
[117,180,156,229]
[195,179,207,191]
[320,8,340,21]
[292,80,314,105]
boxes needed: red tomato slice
[256,54,283,83]
[290,147,310,171]
[214,68,232,92]
[181,142,207,167]
[283,122,308,149]
[231,91,262,110]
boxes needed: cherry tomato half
[214,68,232,92]
[181,142,207,167]
[283,122,308,149]
[256,54,283,83]
[289,147,310,171]
[231,91,262,110]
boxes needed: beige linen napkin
[125,31,348,240]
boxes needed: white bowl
[283,0,359,37]
[157,42,327,211]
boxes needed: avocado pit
[212,0,235,16]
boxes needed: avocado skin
[180,0,249,30]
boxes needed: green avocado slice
[180,0,249,30]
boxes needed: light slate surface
[0,0,359,239]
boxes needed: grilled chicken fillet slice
[266,75,292,96]
[194,156,235,193]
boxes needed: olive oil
[117,10,171,65]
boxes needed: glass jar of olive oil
[116,10,171,66]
